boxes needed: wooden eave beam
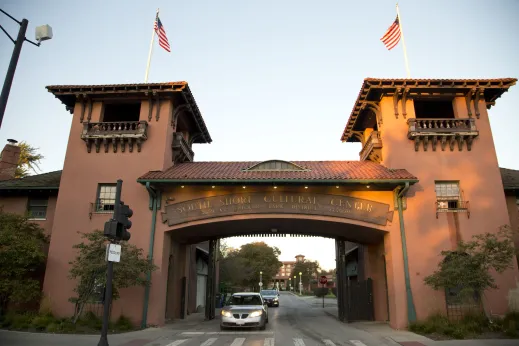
[341,79,516,142]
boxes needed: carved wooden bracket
[79,94,88,123]
[87,97,93,122]
[465,88,475,118]
[189,133,204,147]
[474,88,484,119]
[154,91,161,121]
[350,131,364,144]
[361,101,383,128]
[147,92,153,121]
[172,104,190,130]
[393,88,402,118]
[401,88,410,119]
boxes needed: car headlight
[273,297,279,301]
[221,310,232,317]
[249,310,263,318]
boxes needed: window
[27,198,48,220]
[435,181,460,209]
[96,184,117,212]
[414,99,455,119]
[102,102,141,122]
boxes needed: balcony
[172,132,194,163]
[436,200,470,219]
[359,131,382,163]
[81,120,148,153]
[408,118,478,152]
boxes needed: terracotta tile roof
[138,161,417,182]
[46,81,187,89]
[501,167,519,190]
[0,170,62,189]
[341,77,517,142]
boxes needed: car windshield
[260,290,277,295]
[227,295,262,306]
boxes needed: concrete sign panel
[162,192,391,226]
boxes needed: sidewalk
[290,293,435,345]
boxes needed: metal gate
[347,278,374,321]
[205,239,217,320]
[336,239,375,322]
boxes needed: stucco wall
[380,95,519,322]
[42,98,178,326]
[0,195,57,236]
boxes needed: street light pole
[293,275,296,292]
[259,271,263,291]
[0,9,52,129]
[299,272,302,295]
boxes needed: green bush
[115,315,134,331]
[313,287,329,297]
[410,311,519,340]
[76,311,102,330]
[10,313,36,330]
[31,314,57,331]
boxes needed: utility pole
[0,9,53,129]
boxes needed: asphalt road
[1,292,518,346]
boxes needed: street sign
[319,276,328,285]
[259,282,263,286]
[106,244,122,262]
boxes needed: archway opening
[162,216,389,325]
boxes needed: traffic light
[103,219,118,239]
[115,201,133,241]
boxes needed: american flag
[380,16,401,50]
[154,15,171,52]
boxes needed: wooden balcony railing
[81,120,148,153]
[172,132,194,163]
[359,131,382,163]
[408,118,478,152]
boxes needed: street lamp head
[260,271,262,275]
[299,272,302,275]
[35,24,53,42]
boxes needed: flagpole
[396,3,411,78]
[144,8,159,83]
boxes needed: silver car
[220,292,268,330]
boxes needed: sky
[1,1,518,270]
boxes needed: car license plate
[236,320,245,325]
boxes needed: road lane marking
[165,341,187,346]
[264,337,275,346]
[181,331,274,335]
[323,340,337,346]
[200,338,218,346]
[350,341,368,346]
[230,337,246,346]
[293,338,305,346]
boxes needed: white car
[220,292,268,330]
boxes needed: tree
[0,211,49,315]
[424,225,516,306]
[219,242,282,290]
[68,230,157,322]
[290,259,320,288]
[219,248,254,289]
[238,242,282,289]
[15,141,44,178]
